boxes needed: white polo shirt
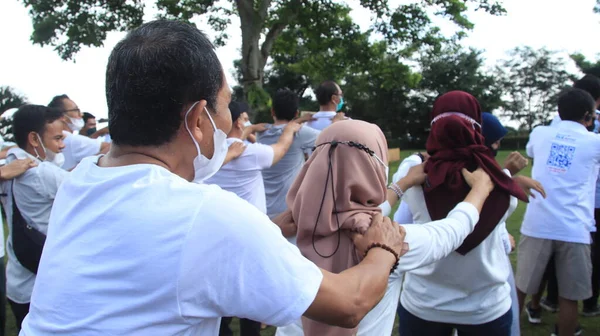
[22,157,322,336]
[521,121,600,244]
[1,147,68,304]
[305,112,336,131]
[205,138,274,213]
[61,131,102,171]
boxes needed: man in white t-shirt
[48,95,110,170]
[306,81,347,131]
[517,88,600,336]
[1,105,68,332]
[21,20,406,336]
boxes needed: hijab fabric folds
[285,120,388,336]
[425,91,528,255]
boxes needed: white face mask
[184,102,228,183]
[34,134,65,167]
[243,121,252,128]
[67,116,84,132]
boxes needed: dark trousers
[219,317,261,336]
[397,303,512,336]
[7,299,29,331]
[545,208,600,309]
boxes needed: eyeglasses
[63,108,81,114]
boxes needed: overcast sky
[1,0,599,119]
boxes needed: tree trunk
[235,0,300,98]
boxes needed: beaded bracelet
[364,242,400,274]
[387,183,404,200]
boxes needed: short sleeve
[67,134,102,164]
[393,201,414,224]
[251,143,275,170]
[178,190,323,326]
[392,154,422,183]
[526,128,537,159]
[37,162,68,199]
[299,126,320,154]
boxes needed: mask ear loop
[311,140,342,258]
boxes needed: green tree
[21,0,504,99]
[380,42,505,148]
[497,46,572,131]
[0,86,27,114]
[571,53,600,78]
[0,86,27,142]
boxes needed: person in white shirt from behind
[305,80,347,131]
[0,105,68,332]
[47,94,110,171]
[397,91,532,336]
[206,101,301,214]
[393,112,544,336]
[275,119,496,336]
[516,88,600,336]
[206,100,301,335]
[21,20,413,336]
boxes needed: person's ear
[294,110,299,119]
[236,118,244,130]
[186,100,208,143]
[28,131,41,148]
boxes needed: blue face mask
[336,96,344,112]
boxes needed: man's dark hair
[574,75,600,102]
[13,105,64,149]
[272,89,299,121]
[83,112,96,123]
[106,20,224,146]
[229,101,242,122]
[48,94,70,111]
[315,81,339,106]
[558,88,595,122]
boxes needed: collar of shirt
[313,111,336,118]
[557,120,588,133]
[7,147,37,162]
[226,138,244,146]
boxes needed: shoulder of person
[299,124,321,137]
[190,183,275,232]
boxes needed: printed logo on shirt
[546,142,576,174]
[555,133,577,143]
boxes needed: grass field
[3,150,599,335]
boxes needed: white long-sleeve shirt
[277,201,480,336]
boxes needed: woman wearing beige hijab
[275,120,495,336]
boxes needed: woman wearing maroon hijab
[398,91,528,336]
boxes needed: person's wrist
[364,246,397,271]
[472,182,493,195]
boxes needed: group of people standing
[0,19,598,336]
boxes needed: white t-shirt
[1,147,68,303]
[400,172,517,324]
[521,121,600,243]
[22,157,323,336]
[276,202,480,336]
[61,131,102,171]
[205,138,274,213]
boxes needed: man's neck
[99,144,194,181]
[24,146,39,160]
[228,129,243,140]
[319,104,336,112]
[273,119,289,126]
